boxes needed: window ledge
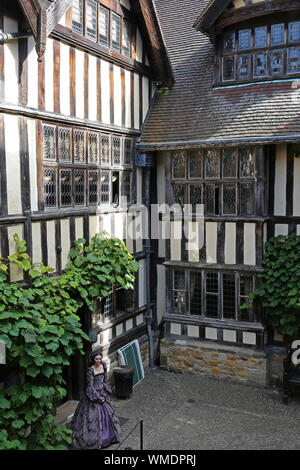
[163,314,265,332]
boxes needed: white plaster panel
[170,221,182,261]
[4,17,19,105]
[134,73,140,130]
[89,215,100,240]
[205,327,218,340]
[297,225,300,235]
[32,222,42,264]
[27,36,38,109]
[125,70,132,128]
[170,323,181,335]
[8,225,24,282]
[5,115,22,214]
[188,222,200,262]
[206,222,217,264]
[136,29,143,63]
[75,48,84,119]
[187,325,200,338]
[61,219,70,269]
[244,223,256,266]
[113,65,122,126]
[60,42,70,116]
[225,222,236,264]
[75,217,84,241]
[47,220,57,271]
[88,54,97,122]
[136,313,143,325]
[274,144,287,216]
[138,259,146,307]
[142,76,149,122]
[27,119,38,212]
[243,332,256,345]
[223,330,237,343]
[101,59,110,124]
[116,323,124,336]
[126,319,133,331]
[275,224,289,236]
[44,38,54,112]
[293,156,300,216]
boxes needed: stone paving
[57,367,300,450]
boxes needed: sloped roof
[139,0,300,150]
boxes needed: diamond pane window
[43,126,56,161]
[270,49,285,75]
[287,47,300,73]
[237,54,251,79]
[88,170,99,205]
[122,171,131,203]
[173,184,185,210]
[223,56,235,81]
[124,138,133,165]
[44,168,57,208]
[112,136,121,165]
[223,274,236,319]
[86,0,97,41]
[288,22,300,43]
[101,134,110,165]
[189,150,202,178]
[254,27,267,48]
[238,30,251,50]
[254,52,267,77]
[224,32,235,52]
[122,20,131,57]
[74,130,85,162]
[112,12,121,52]
[190,184,202,213]
[173,151,186,178]
[271,24,285,46]
[240,148,255,177]
[240,183,255,215]
[223,148,237,178]
[223,184,237,215]
[58,128,72,162]
[99,5,109,47]
[205,150,220,178]
[88,133,99,164]
[205,184,218,216]
[72,0,84,35]
[60,169,72,207]
[100,170,110,204]
[190,271,202,316]
[74,169,85,205]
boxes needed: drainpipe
[136,152,155,368]
[0,31,32,43]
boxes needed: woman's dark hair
[89,351,107,372]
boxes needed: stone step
[54,400,79,426]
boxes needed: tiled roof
[140,0,300,149]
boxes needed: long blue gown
[71,366,121,449]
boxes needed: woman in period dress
[71,352,121,449]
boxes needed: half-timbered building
[0,0,173,398]
[139,0,300,386]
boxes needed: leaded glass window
[100,170,110,204]
[43,126,56,161]
[122,171,131,203]
[86,0,97,41]
[271,24,285,46]
[190,184,202,213]
[240,148,255,177]
[288,22,300,43]
[74,130,85,163]
[124,138,133,165]
[223,274,236,319]
[190,271,202,316]
[240,275,255,322]
[254,52,267,77]
[173,151,186,179]
[101,134,110,165]
[122,20,131,58]
[88,170,99,204]
[74,169,85,205]
[223,56,235,81]
[222,148,237,178]
[254,27,267,48]
[99,5,110,47]
[60,169,72,207]
[112,136,121,166]
[173,270,186,314]
[58,128,72,162]
[224,32,235,52]
[205,184,219,215]
[112,12,121,52]
[173,184,185,209]
[270,49,284,75]
[287,47,300,73]
[72,0,84,35]
[223,184,237,215]
[237,54,251,79]
[238,30,251,50]
[189,150,202,178]
[44,168,57,208]
[206,272,219,318]
[205,150,220,178]
[240,183,255,215]
[88,132,99,164]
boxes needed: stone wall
[160,338,267,387]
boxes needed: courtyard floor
[56,367,300,450]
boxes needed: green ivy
[0,233,140,450]
[249,234,300,340]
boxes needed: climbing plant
[0,233,139,450]
[248,234,300,340]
